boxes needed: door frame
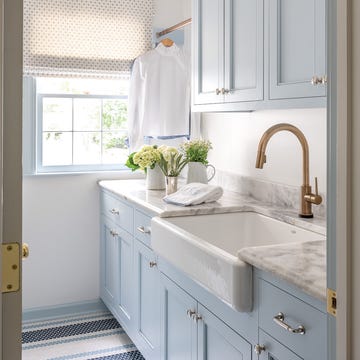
[1,0,23,359]
[329,0,353,358]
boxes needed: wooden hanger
[160,38,174,47]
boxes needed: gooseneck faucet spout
[255,123,322,218]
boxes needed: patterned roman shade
[23,0,154,78]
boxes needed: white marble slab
[98,179,326,235]
[98,179,327,300]
[238,240,326,301]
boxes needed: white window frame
[23,76,130,175]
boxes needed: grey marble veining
[238,240,326,301]
[98,179,327,300]
[99,179,326,235]
[212,170,326,218]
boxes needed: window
[27,77,131,174]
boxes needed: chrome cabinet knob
[215,88,221,95]
[320,75,327,84]
[186,309,196,318]
[311,75,327,85]
[192,313,202,323]
[149,261,157,268]
[110,229,118,237]
[311,76,321,85]
[109,208,120,215]
[254,344,266,355]
[221,88,230,94]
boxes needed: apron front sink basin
[151,212,325,312]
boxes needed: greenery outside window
[30,77,130,174]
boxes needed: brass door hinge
[327,288,337,317]
[1,243,20,293]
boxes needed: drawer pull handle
[109,208,120,215]
[137,226,151,235]
[186,309,196,319]
[110,229,118,237]
[273,312,306,335]
[149,261,157,268]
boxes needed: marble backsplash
[211,170,326,219]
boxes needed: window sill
[23,169,145,179]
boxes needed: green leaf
[125,152,140,171]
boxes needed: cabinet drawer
[259,279,326,359]
[134,210,152,247]
[101,192,133,234]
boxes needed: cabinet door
[224,0,264,102]
[258,330,302,360]
[100,217,118,310]
[134,239,160,360]
[269,0,326,99]
[160,274,197,360]
[193,0,225,105]
[197,304,252,360]
[113,226,134,331]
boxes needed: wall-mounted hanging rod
[156,18,192,38]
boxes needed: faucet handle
[305,177,322,205]
[315,177,319,195]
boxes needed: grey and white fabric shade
[23,0,154,78]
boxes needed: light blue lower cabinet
[100,214,134,333]
[133,239,161,360]
[99,191,326,360]
[159,273,252,360]
[100,216,118,311]
[258,330,302,360]
[160,273,198,360]
[112,225,134,332]
[197,304,252,360]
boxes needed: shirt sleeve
[128,57,144,152]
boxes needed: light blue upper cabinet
[193,0,263,105]
[224,0,264,103]
[269,0,326,99]
[192,0,326,111]
[193,0,224,105]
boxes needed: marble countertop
[238,240,326,301]
[99,180,326,235]
[98,179,327,301]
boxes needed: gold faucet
[255,123,322,218]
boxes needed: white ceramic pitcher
[186,162,216,184]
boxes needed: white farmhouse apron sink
[151,212,325,312]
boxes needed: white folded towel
[163,183,223,206]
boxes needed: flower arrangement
[180,139,213,165]
[157,146,189,177]
[125,145,161,172]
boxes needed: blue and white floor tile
[22,311,145,360]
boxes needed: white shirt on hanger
[128,42,190,152]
